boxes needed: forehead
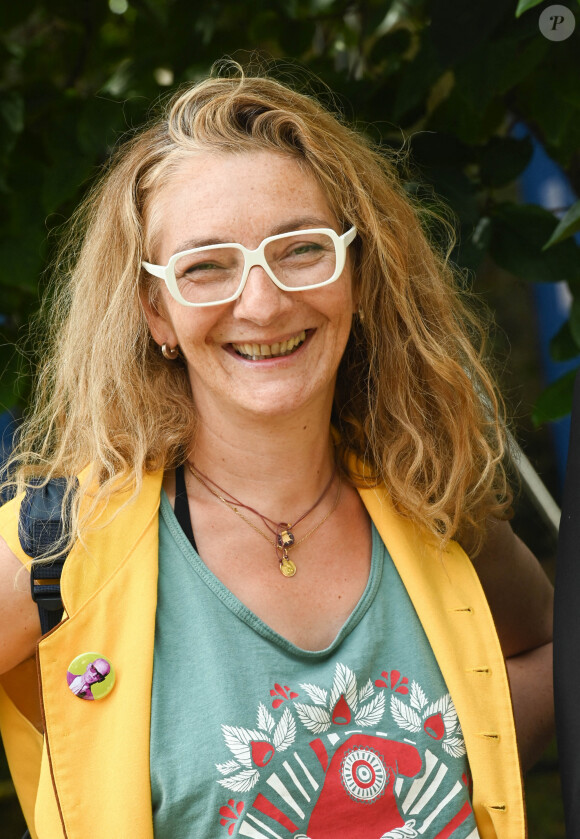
[147,150,338,260]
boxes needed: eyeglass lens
[172,231,337,304]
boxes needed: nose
[233,264,292,324]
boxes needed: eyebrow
[171,216,337,255]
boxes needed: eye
[185,261,219,275]
[178,259,224,278]
[269,233,334,265]
[290,241,324,255]
[174,248,241,281]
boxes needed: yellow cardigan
[0,470,525,839]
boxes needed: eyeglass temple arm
[343,226,357,245]
[142,260,166,280]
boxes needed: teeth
[232,330,306,360]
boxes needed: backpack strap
[18,477,78,635]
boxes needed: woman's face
[142,150,356,424]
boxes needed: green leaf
[0,345,25,412]
[427,80,505,146]
[532,368,579,425]
[479,136,534,188]
[77,96,126,157]
[490,203,580,283]
[543,200,580,249]
[425,166,479,226]
[515,0,545,17]
[430,0,511,65]
[514,44,580,168]
[368,27,411,71]
[0,231,45,294]
[455,216,492,272]
[550,320,580,362]
[0,93,24,135]
[391,36,443,124]
[409,131,471,169]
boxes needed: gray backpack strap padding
[18,477,78,634]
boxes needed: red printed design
[270,683,298,709]
[216,704,296,792]
[374,669,410,694]
[218,799,243,835]
[389,681,466,757]
[307,734,422,837]
[215,662,473,838]
[295,663,386,734]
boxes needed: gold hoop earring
[161,343,179,360]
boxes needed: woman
[0,66,553,839]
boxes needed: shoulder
[0,503,41,673]
[0,491,30,567]
[463,517,553,657]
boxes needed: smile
[231,330,307,360]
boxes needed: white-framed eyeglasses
[142,226,357,307]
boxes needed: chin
[229,383,331,422]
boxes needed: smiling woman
[0,63,553,839]
[140,151,357,423]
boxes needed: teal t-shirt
[150,492,480,839]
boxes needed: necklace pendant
[277,528,295,549]
[280,556,297,577]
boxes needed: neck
[188,405,337,520]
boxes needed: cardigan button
[66,652,115,700]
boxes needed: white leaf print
[329,663,358,712]
[295,703,331,734]
[221,726,270,768]
[409,681,428,712]
[216,760,240,776]
[425,695,458,736]
[380,820,418,838]
[442,736,467,758]
[440,696,459,735]
[358,678,375,704]
[355,692,386,727]
[390,695,421,733]
[273,707,296,751]
[257,703,275,733]
[218,768,260,792]
[300,682,328,706]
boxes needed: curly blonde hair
[7,62,512,551]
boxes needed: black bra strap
[174,463,197,551]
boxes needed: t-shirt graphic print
[215,662,477,839]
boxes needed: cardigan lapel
[36,470,163,839]
[358,483,525,839]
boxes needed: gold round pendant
[280,557,297,577]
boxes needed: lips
[231,329,307,360]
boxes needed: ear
[139,287,178,348]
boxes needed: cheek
[172,309,224,352]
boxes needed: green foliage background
[0,0,579,423]
[0,2,577,834]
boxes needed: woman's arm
[0,535,41,675]
[464,517,554,772]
